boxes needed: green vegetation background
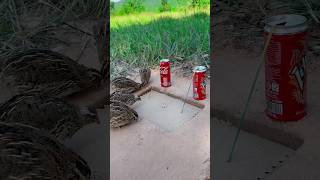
[110,0,210,77]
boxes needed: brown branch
[151,86,205,109]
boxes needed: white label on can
[267,101,283,115]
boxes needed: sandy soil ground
[110,70,210,180]
[213,118,294,180]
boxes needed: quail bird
[0,49,102,98]
[110,91,141,106]
[111,67,151,93]
[109,100,138,128]
[111,77,143,93]
[0,122,91,180]
[0,93,98,141]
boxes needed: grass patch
[0,0,106,56]
[110,8,210,76]
[111,0,209,15]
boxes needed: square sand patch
[213,119,295,180]
[111,89,209,180]
[132,90,202,132]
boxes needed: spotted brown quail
[0,93,98,141]
[111,77,143,93]
[111,67,151,93]
[0,122,91,180]
[0,49,102,98]
[110,91,141,106]
[109,100,138,128]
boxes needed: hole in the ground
[213,118,296,180]
[212,110,301,180]
[133,89,204,132]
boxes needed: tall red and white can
[264,14,308,121]
[160,59,171,87]
[193,66,207,100]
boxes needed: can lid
[264,14,307,34]
[160,59,170,62]
[193,66,206,72]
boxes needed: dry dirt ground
[110,69,210,180]
[213,1,320,179]
[213,0,320,57]
[212,118,295,180]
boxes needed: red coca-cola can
[264,14,308,121]
[160,59,171,87]
[193,66,206,100]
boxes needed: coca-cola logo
[160,67,169,74]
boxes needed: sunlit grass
[110,8,210,73]
[111,8,209,29]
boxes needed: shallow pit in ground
[213,118,296,180]
[132,90,203,132]
[110,87,209,180]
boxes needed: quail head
[139,67,151,86]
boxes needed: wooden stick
[151,86,205,109]
[135,86,152,97]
